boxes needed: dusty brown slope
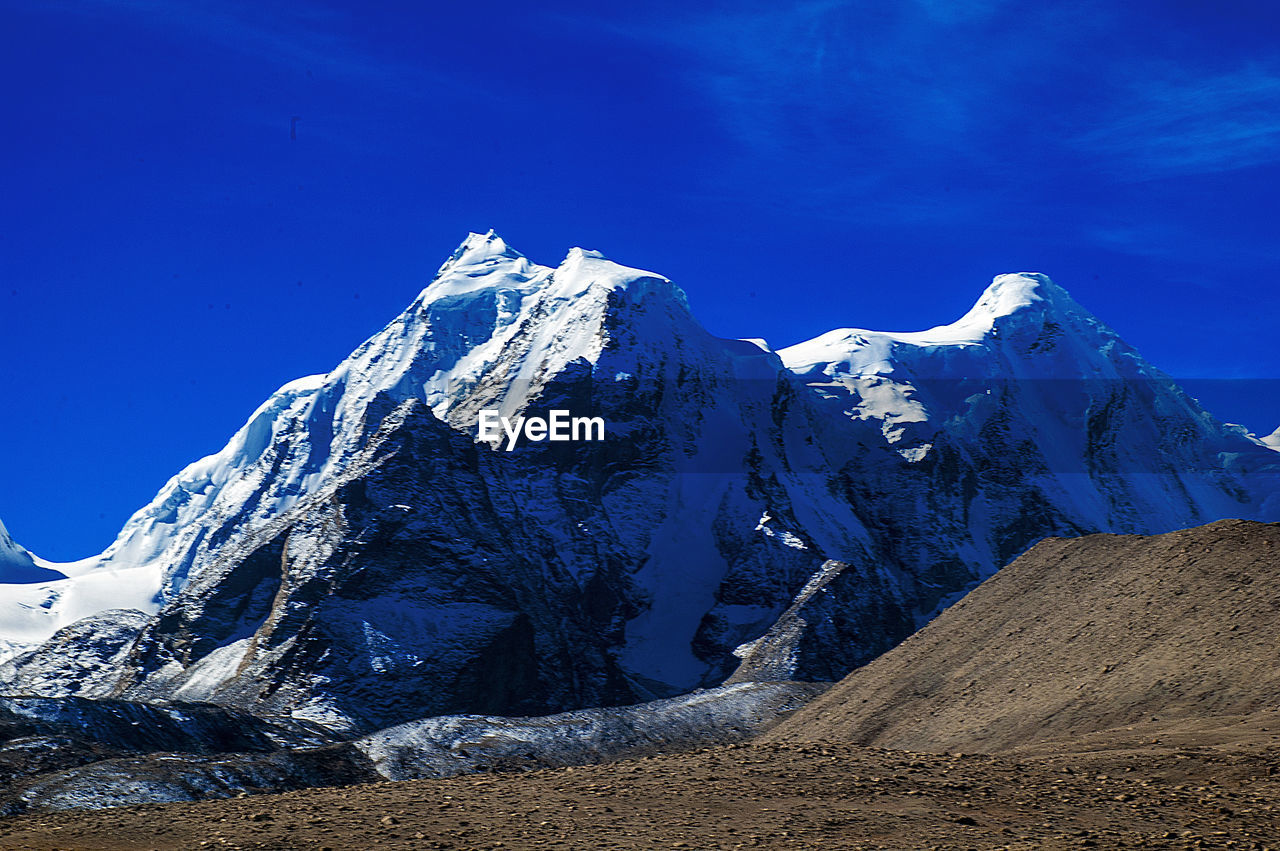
[766,518,1280,753]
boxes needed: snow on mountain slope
[1262,427,1280,451]
[0,232,690,647]
[782,272,1060,362]
[0,520,65,641]
[780,271,1275,539]
[0,517,68,662]
[0,517,61,586]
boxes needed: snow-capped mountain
[0,232,696,646]
[773,272,1277,609]
[1,234,1276,732]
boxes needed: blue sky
[3,0,1279,560]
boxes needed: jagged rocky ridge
[1,233,1278,740]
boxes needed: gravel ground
[3,724,1280,850]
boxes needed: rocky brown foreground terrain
[2,717,1280,850]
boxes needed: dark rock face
[0,610,150,698]
[114,400,651,730]
[0,696,336,755]
[111,380,841,730]
[2,745,377,815]
[0,694,364,814]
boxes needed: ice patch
[754,512,808,550]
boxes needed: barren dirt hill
[766,518,1280,753]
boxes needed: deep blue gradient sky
[4,1,1280,560]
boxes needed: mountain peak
[549,245,690,311]
[419,232,542,307]
[448,230,525,268]
[780,272,1087,375]
[962,272,1071,321]
[564,246,608,262]
[0,517,31,565]
[905,271,1090,345]
[0,516,62,585]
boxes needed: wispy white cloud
[644,0,1017,157]
[25,0,442,92]
[1087,214,1280,268]
[1073,65,1280,178]
[563,0,1104,220]
[1087,221,1189,260]
[578,1,1280,193]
